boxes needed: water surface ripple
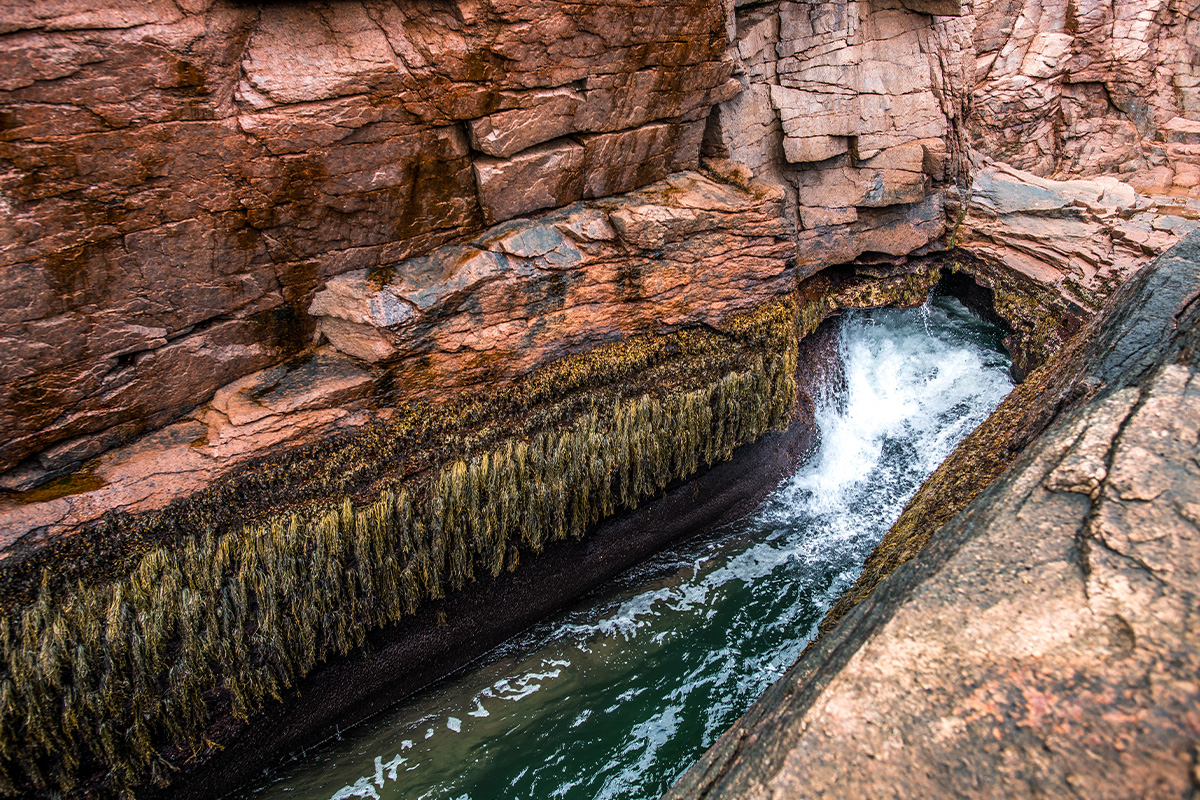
[239,296,1013,800]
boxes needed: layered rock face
[703,0,969,271]
[0,0,737,487]
[950,159,1185,375]
[0,171,795,547]
[971,0,1200,192]
[667,231,1200,800]
[309,171,795,393]
[5,0,1194,498]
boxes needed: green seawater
[238,295,1013,800]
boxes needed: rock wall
[0,0,738,486]
[666,231,1200,800]
[971,0,1200,193]
[308,170,795,394]
[0,170,795,548]
[703,0,969,272]
[9,0,1193,496]
[950,159,1183,375]
[0,0,974,494]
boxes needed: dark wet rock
[666,232,1200,799]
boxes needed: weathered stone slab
[578,120,706,199]
[899,0,964,15]
[473,140,587,225]
[0,348,376,547]
[466,88,585,158]
[857,140,928,172]
[793,162,929,209]
[958,162,1185,310]
[797,206,858,228]
[782,134,849,163]
[210,351,374,426]
[703,84,781,173]
[795,194,945,274]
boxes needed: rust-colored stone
[0,0,740,482]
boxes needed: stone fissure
[1052,390,1144,599]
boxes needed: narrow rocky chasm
[237,295,1015,800]
[666,229,1200,800]
[0,0,1197,798]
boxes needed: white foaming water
[241,295,1013,800]
[783,297,1010,515]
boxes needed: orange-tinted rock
[0,169,797,545]
[970,0,1200,190]
[701,0,971,274]
[466,89,585,158]
[958,161,1187,308]
[0,347,376,547]
[311,170,798,394]
[579,120,707,199]
[0,0,741,483]
[474,140,587,224]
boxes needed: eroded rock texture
[971,0,1200,192]
[703,0,969,272]
[310,170,795,392]
[945,156,1197,376]
[954,161,1176,373]
[1,0,1198,795]
[0,0,736,486]
[666,232,1200,800]
[0,0,998,501]
[0,171,796,546]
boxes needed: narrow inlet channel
[238,294,1014,800]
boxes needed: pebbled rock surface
[665,232,1200,799]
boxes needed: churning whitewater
[241,295,1014,800]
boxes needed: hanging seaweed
[0,298,802,798]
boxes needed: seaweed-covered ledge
[0,293,801,797]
